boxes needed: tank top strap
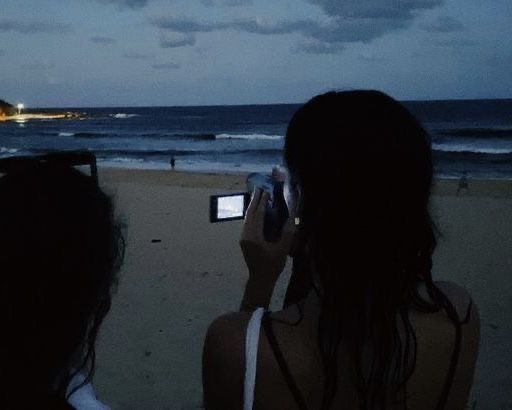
[436,298,474,409]
[243,307,265,410]
[262,312,309,410]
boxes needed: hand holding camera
[240,188,294,281]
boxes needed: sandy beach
[93,167,512,410]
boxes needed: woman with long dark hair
[203,91,479,409]
[0,156,124,409]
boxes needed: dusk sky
[1,0,511,107]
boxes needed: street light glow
[16,103,24,115]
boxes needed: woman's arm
[202,313,247,409]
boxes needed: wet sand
[93,168,512,410]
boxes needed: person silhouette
[457,171,469,195]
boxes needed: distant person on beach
[457,171,469,195]
[170,155,176,170]
[203,91,479,409]
[0,159,124,409]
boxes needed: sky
[0,0,511,107]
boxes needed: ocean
[1,99,512,179]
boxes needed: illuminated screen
[217,195,245,219]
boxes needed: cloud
[152,62,181,70]
[122,52,153,59]
[294,38,344,54]
[152,17,320,36]
[153,0,446,52]
[307,0,443,20]
[90,36,116,44]
[160,32,196,48]
[97,0,149,9]
[0,19,71,34]
[422,16,465,32]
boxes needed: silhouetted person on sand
[0,155,124,409]
[170,155,176,170]
[457,171,469,196]
[203,91,479,409]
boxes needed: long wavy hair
[0,162,124,408]
[284,91,461,409]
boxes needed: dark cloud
[98,0,148,9]
[422,16,465,32]
[307,0,443,20]
[153,17,323,36]
[122,52,153,59]
[90,36,116,44]
[153,16,410,46]
[0,19,71,34]
[160,33,196,48]
[153,0,445,52]
[152,62,181,70]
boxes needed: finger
[246,188,262,217]
[250,191,268,241]
[279,218,297,253]
[255,191,269,217]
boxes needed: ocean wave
[432,145,512,155]
[111,113,140,119]
[94,147,283,158]
[433,150,512,163]
[435,127,512,138]
[0,147,19,154]
[58,132,75,137]
[216,133,283,141]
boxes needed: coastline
[0,112,82,122]
[93,166,512,409]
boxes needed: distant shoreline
[0,112,84,122]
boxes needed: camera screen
[217,195,245,219]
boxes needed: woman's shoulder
[205,310,252,348]
[433,280,477,321]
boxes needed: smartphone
[209,192,251,223]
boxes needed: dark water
[1,99,512,178]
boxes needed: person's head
[284,90,439,408]
[0,161,124,406]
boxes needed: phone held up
[209,170,289,242]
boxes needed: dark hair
[0,162,124,408]
[284,91,459,409]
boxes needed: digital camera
[209,171,289,242]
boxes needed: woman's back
[204,281,479,409]
[203,90,481,409]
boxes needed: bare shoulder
[202,311,252,410]
[434,280,477,320]
[206,311,252,341]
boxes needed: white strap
[243,307,265,410]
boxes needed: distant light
[17,103,24,110]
